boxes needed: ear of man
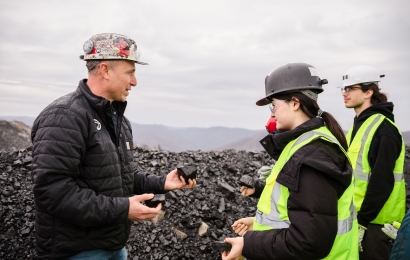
[98,61,116,80]
[364,89,374,100]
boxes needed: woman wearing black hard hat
[222,63,359,260]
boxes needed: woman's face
[271,98,294,131]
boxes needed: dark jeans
[360,224,393,260]
[67,247,127,260]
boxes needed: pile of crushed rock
[0,146,272,259]
[1,145,409,260]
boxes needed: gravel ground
[1,145,409,259]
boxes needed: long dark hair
[273,92,348,150]
[360,83,388,104]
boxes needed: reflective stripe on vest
[346,114,406,224]
[254,126,358,259]
[355,172,404,182]
[255,179,291,229]
[337,201,357,235]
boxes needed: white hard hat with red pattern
[80,33,148,65]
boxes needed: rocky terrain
[0,146,273,259]
[1,145,409,260]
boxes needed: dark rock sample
[177,166,197,183]
[145,194,166,208]
[238,175,255,188]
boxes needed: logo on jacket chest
[94,119,102,130]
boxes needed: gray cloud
[0,0,409,131]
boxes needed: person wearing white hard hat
[340,65,406,260]
[31,33,196,260]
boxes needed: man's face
[341,84,367,109]
[106,60,136,102]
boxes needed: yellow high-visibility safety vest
[253,126,358,260]
[346,114,406,224]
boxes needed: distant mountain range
[0,120,31,151]
[1,116,409,152]
[0,116,267,151]
[129,122,267,151]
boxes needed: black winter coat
[31,79,166,259]
[242,118,353,260]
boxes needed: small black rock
[238,175,254,189]
[212,241,232,253]
[177,166,197,183]
[145,194,166,208]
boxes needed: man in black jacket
[341,65,405,260]
[31,33,196,260]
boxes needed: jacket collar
[350,102,394,141]
[354,102,394,124]
[260,117,325,159]
[78,79,127,144]
[78,79,127,118]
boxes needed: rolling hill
[1,116,409,151]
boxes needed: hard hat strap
[300,90,318,102]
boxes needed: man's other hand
[164,169,196,190]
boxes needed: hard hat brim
[339,81,379,88]
[256,97,270,106]
[80,55,149,65]
[136,61,149,65]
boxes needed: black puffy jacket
[242,118,353,260]
[31,79,165,259]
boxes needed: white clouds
[0,0,409,130]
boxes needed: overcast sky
[1,0,409,131]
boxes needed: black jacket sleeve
[358,120,402,227]
[31,111,130,227]
[133,171,166,195]
[122,116,167,195]
[249,179,265,199]
[242,165,339,260]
